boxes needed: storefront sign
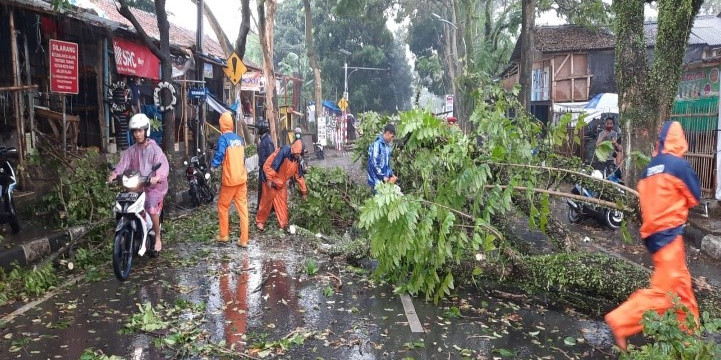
[241,71,262,92]
[112,38,160,80]
[677,66,720,100]
[49,39,78,94]
[189,87,207,100]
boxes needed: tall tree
[519,0,535,110]
[258,0,280,145]
[116,0,176,192]
[304,0,323,129]
[614,0,704,186]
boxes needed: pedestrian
[596,116,623,168]
[211,112,250,248]
[108,113,169,253]
[367,123,397,191]
[605,120,700,351]
[255,140,308,231]
[256,122,275,210]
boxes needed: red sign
[49,39,79,94]
[112,38,160,80]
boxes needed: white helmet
[129,113,150,137]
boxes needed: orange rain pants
[605,236,699,339]
[218,183,249,246]
[255,182,289,229]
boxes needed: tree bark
[614,0,703,187]
[190,0,233,55]
[519,0,534,111]
[258,0,279,146]
[236,0,252,60]
[303,0,323,135]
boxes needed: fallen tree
[292,87,721,322]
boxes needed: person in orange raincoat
[255,140,307,231]
[211,112,250,247]
[605,120,701,351]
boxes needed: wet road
[0,203,620,359]
[1,151,718,359]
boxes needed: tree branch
[115,0,166,62]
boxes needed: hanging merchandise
[153,81,177,112]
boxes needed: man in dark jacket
[257,122,275,209]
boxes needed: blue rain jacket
[367,135,394,188]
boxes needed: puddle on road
[0,236,618,359]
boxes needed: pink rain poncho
[111,139,169,214]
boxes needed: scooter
[110,163,162,281]
[567,161,625,229]
[313,141,325,160]
[0,147,20,234]
[183,150,215,207]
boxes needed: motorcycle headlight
[590,170,604,179]
[122,174,140,189]
[183,160,188,166]
[205,173,211,180]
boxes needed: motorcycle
[313,141,325,160]
[0,147,20,234]
[567,161,625,229]
[183,150,215,207]
[110,163,162,281]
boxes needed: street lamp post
[432,13,467,62]
[339,49,351,101]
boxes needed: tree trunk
[303,0,323,135]
[236,0,252,60]
[258,0,279,146]
[614,0,703,187]
[117,0,177,200]
[519,0,534,111]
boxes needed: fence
[672,97,718,198]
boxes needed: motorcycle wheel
[112,228,134,281]
[605,209,624,229]
[567,204,583,223]
[7,198,19,234]
[200,184,214,204]
[316,148,324,160]
[189,185,201,207]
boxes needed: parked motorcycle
[313,141,325,160]
[567,161,625,229]
[183,151,215,207]
[0,147,20,234]
[110,163,162,281]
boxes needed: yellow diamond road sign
[223,52,246,85]
[338,97,349,111]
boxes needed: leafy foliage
[40,149,115,226]
[291,167,372,235]
[0,263,58,306]
[621,298,721,359]
[356,83,631,302]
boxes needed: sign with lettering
[49,39,79,94]
[112,38,160,80]
[677,66,720,100]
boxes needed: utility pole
[196,0,206,157]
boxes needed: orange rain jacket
[638,121,701,253]
[211,112,247,186]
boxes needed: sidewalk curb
[685,222,721,261]
[0,225,86,272]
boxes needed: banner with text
[112,38,160,80]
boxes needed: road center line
[400,293,424,333]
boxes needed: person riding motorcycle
[108,113,169,253]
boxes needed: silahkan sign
[112,38,160,80]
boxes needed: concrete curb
[0,225,86,272]
[685,223,721,261]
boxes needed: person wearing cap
[211,112,250,248]
[604,120,701,351]
[256,122,275,209]
[108,113,169,253]
[255,140,308,231]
